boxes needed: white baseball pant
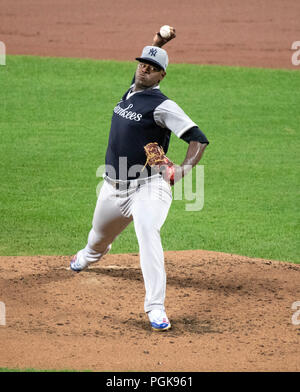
[78,174,172,313]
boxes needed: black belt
[104,175,152,191]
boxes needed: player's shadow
[122,315,222,335]
[88,266,273,295]
[89,266,144,282]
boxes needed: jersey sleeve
[153,99,197,138]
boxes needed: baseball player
[70,27,209,331]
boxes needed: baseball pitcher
[70,27,209,331]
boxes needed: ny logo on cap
[148,48,157,57]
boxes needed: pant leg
[82,181,133,263]
[131,177,172,313]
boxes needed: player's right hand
[152,26,176,47]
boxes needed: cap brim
[135,57,165,71]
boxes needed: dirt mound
[0,250,299,371]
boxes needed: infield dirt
[0,0,299,372]
[0,251,300,372]
[1,0,299,69]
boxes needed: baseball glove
[143,142,175,185]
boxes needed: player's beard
[135,73,160,91]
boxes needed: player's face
[135,61,166,89]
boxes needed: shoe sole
[70,264,87,272]
[151,324,171,332]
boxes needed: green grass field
[0,55,299,262]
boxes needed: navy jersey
[105,87,171,180]
[104,78,199,180]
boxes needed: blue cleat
[148,309,171,331]
[70,246,112,272]
[70,253,89,272]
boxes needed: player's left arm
[174,127,209,182]
[153,100,209,184]
[143,125,208,185]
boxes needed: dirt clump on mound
[0,250,299,371]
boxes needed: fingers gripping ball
[160,25,172,39]
[143,142,175,185]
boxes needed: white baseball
[160,25,171,39]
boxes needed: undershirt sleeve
[153,99,198,138]
[180,126,209,144]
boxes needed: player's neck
[133,83,159,92]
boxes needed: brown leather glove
[143,142,175,185]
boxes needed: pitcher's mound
[0,250,299,371]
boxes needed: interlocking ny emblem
[148,48,157,57]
